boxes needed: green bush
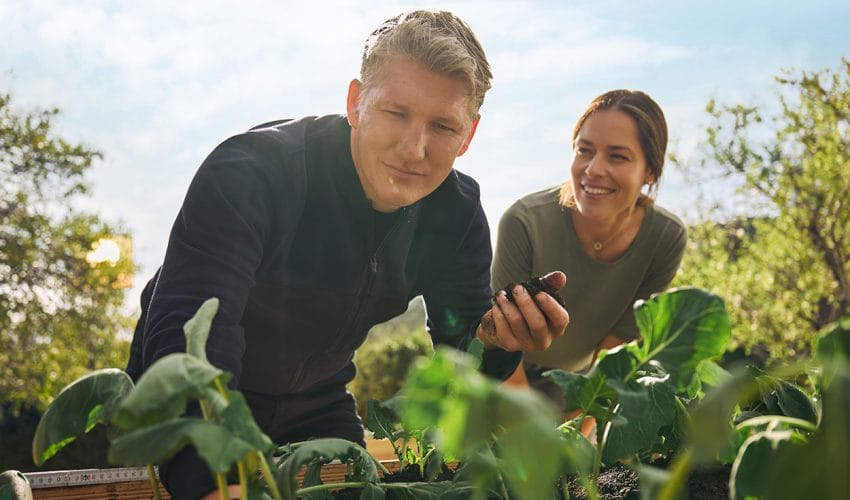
[349,299,433,420]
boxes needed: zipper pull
[370,256,378,273]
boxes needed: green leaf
[730,429,807,499]
[379,481,488,499]
[696,360,731,389]
[217,390,274,452]
[634,287,732,392]
[689,368,759,462]
[760,366,850,499]
[32,368,133,465]
[603,378,677,464]
[466,337,484,367]
[816,317,850,387]
[594,345,640,380]
[554,425,595,478]
[184,297,220,361]
[278,438,378,500]
[366,397,405,443]
[545,369,616,418]
[359,483,386,499]
[111,353,226,429]
[756,376,817,423]
[401,347,570,500]
[300,462,331,500]
[107,417,254,472]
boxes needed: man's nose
[397,123,427,161]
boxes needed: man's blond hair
[360,10,492,117]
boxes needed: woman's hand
[477,271,569,352]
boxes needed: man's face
[347,57,480,213]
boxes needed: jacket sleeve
[129,132,304,499]
[419,177,521,380]
[491,200,534,293]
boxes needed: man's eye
[576,147,592,155]
[385,110,403,118]
[434,122,456,133]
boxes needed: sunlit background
[3,0,849,309]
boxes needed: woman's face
[570,108,653,221]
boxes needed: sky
[2,0,849,309]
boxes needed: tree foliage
[348,298,433,420]
[674,59,850,359]
[0,93,136,413]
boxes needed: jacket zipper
[330,208,407,349]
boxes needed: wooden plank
[28,461,404,498]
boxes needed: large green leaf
[277,438,378,500]
[401,347,572,500]
[729,428,807,499]
[634,287,731,392]
[603,378,677,464]
[688,368,759,462]
[816,317,850,387]
[184,297,220,361]
[32,368,133,465]
[760,366,850,499]
[755,375,818,424]
[107,417,254,472]
[111,353,226,429]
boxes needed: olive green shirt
[492,186,687,371]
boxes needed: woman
[492,89,687,407]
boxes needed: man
[127,10,569,499]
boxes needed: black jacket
[128,113,518,409]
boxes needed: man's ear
[346,79,362,128]
[456,115,480,157]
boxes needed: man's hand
[477,271,569,352]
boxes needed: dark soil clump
[500,276,566,308]
[566,462,731,500]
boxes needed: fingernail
[513,285,525,295]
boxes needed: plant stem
[237,460,248,500]
[296,481,368,495]
[559,475,570,500]
[215,472,231,500]
[146,464,162,500]
[258,452,283,500]
[368,452,391,476]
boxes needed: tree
[673,59,850,359]
[0,93,137,414]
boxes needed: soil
[500,276,566,308]
[331,461,731,499]
[567,462,731,500]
